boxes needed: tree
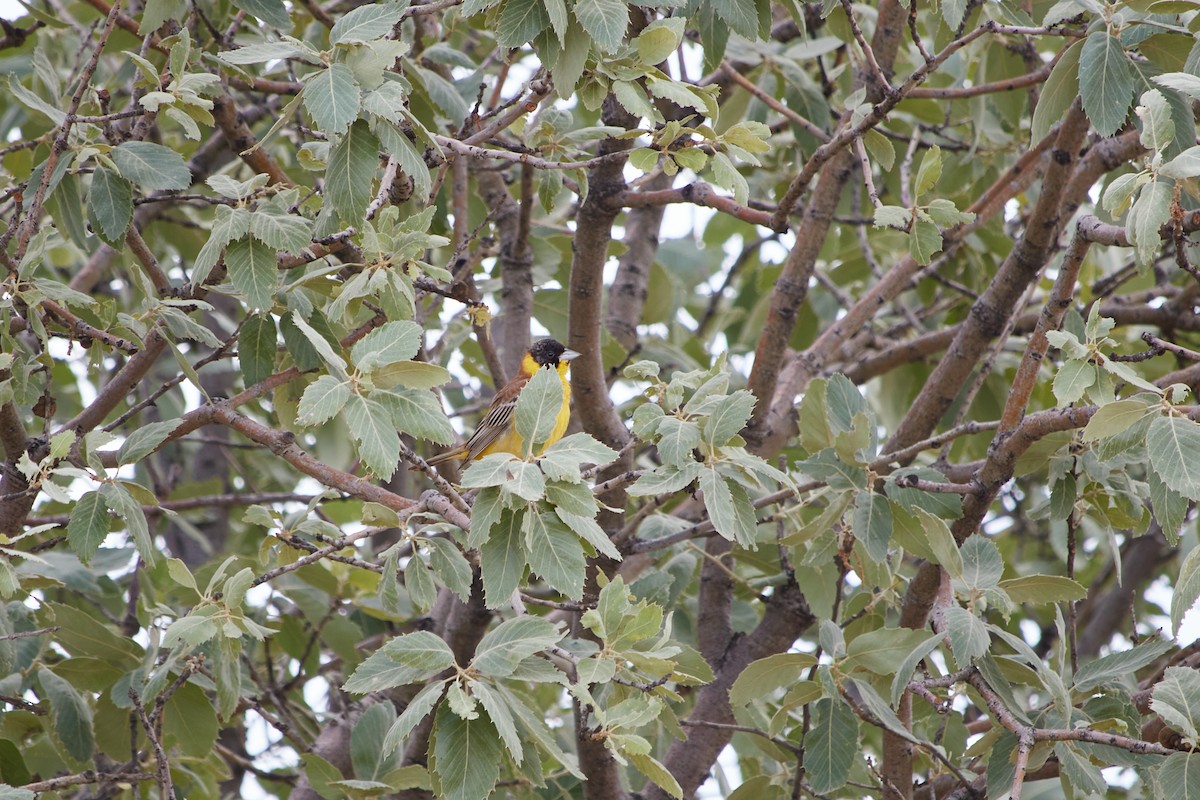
[4,0,1200,796]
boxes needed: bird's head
[529,338,580,368]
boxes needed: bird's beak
[561,349,581,362]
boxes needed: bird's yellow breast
[477,360,571,459]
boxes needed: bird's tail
[410,446,467,471]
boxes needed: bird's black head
[529,338,568,367]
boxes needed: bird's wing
[463,398,517,460]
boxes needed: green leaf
[372,361,452,389]
[305,64,362,136]
[1158,751,1200,796]
[1079,31,1135,137]
[956,536,1004,592]
[1148,415,1200,501]
[514,365,564,456]
[378,389,456,444]
[711,0,757,39]
[1161,145,1200,180]
[873,204,910,229]
[842,627,934,676]
[239,314,278,387]
[193,205,251,287]
[472,616,563,677]
[852,491,892,563]
[1128,179,1173,267]
[480,511,526,608]
[555,508,620,559]
[628,462,702,497]
[1172,546,1200,637]
[430,705,503,800]
[330,1,409,43]
[111,141,192,190]
[634,18,683,65]
[1150,468,1188,544]
[39,667,95,763]
[351,320,421,371]
[525,512,586,600]
[290,312,348,376]
[343,631,456,694]
[700,467,753,545]
[572,0,628,51]
[234,0,292,27]
[326,120,380,224]
[1082,396,1157,441]
[628,752,683,799]
[998,575,1086,605]
[1073,638,1173,692]
[1152,666,1200,744]
[118,419,181,464]
[67,491,109,564]
[1137,89,1175,152]
[497,0,550,47]
[700,390,755,446]
[344,394,401,478]
[913,144,941,199]
[86,168,133,245]
[540,432,618,482]
[729,652,818,707]
[889,633,943,707]
[1052,358,1096,405]
[1032,43,1083,143]
[249,211,313,251]
[382,681,446,755]
[297,375,351,426]
[225,237,279,311]
[220,40,317,64]
[656,417,701,465]
[908,218,942,265]
[352,703,399,780]
[941,606,989,666]
[426,538,473,602]
[99,482,154,564]
[805,698,858,794]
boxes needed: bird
[420,338,580,468]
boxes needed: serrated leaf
[525,512,585,600]
[1073,638,1173,692]
[234,0,292,28]
[431,706,502,800]
[941,606,989,666]
[1152,666,1200,743]
[472,616,563,677]
[305,64,362,136]
[351,320,421,371]
[572,0,628,51]
[39,668,94,763]
[1080,31,1135,137]
[67,491,110,564]
[326,120,380,224]
[1172,546,1200,637]
[239,314,278,387]
[998,575,1086,605]
[1052,358,1096,405]
[86,168,133,245]
[224,237,279,311]
[343,631,456,694]
[805,698,858,794]
[344,394,401,478]
[700,390,755,446]
[480,511,526,608]
[514,366,564,456]
[853,491,892,563]
[1148,415,1200,501]
[1082,396,1157,441]
[249,211,313,251]
[111,141,191,190]
[330,1,409,43]
[297,375,351,426]
[729,652,818,707]
[497,0,549,46]
[378,389,455,444]
[117,419,181,464]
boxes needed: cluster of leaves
[340,576,711,799]
[872,145,976,265]
[625,356,791,546]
